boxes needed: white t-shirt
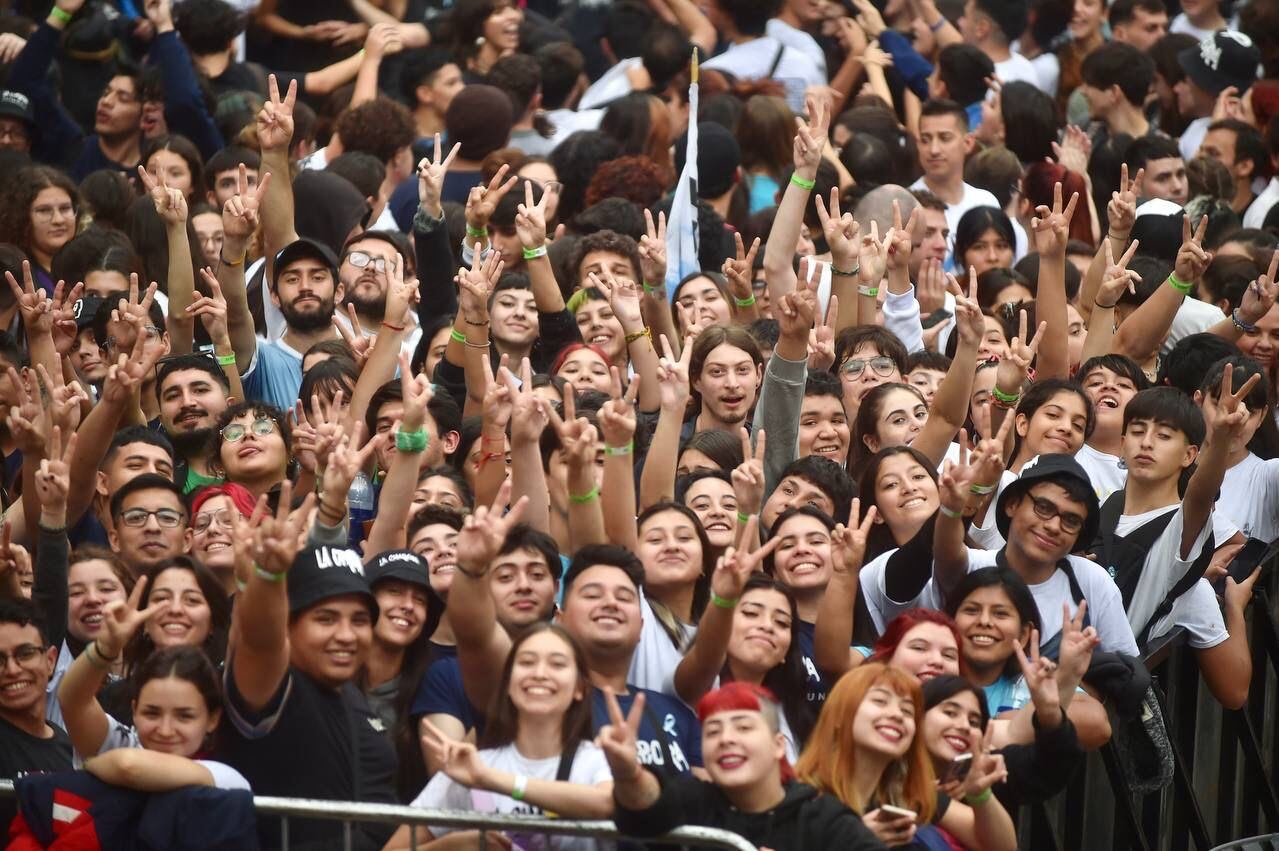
[1244,177,1279,228]
[1179,115,1212,161]
[579,57,643,111]
[1029,52,1060,97]
[1075,443,1127,503]
[411,742,614,851]
[90,719,251,791]
[1164,296,1226,356]
[627,591,697,697]
[994,54,1041,90]
[1169,13,1219,41]
[702,38,825,111]
[908,179,1003,268]
[1218,452,1279,542]
[1146,578,1228,650]
[1113,504,1213,637]
[765,18,827,75]
[965,548,1140,656]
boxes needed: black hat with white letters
[287,545,379,618]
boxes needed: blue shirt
[795,621,831,707]
[410,656,479,735]
[590,686,702,776]
[241,337,304,412]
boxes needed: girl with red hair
[603,681,885,851]
[188,483,257,595]
[1019,161,1098,247]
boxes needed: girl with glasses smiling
[210,402,292,502]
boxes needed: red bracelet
[473,451,505,471]
[381,321,406,332]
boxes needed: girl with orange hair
[795,663,1017,850]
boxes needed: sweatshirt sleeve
[876,31,933,100]
[613,774,695,838]
[995,711,1084,809]
[883,517,936,602]
[755,351,808,497]
[33,523,70,650]
[413,207,459,323]
[8,22,85,166]
[147,31,223,160]
[883,286,924,354]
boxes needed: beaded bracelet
[832,263,860,277]
[1168,272,1193,294]
[569,485,601,504]
[790,173,816,190]
[1232,308,1257,333]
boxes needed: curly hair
[0,165,79,256]
[335,97,416,165]
[567,229,642,285]
[584,156,668,208]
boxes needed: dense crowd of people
[0,0,1276,846]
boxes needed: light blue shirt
[241,337,304,411]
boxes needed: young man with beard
[0,599,72,828]
[337,231,417,354]
[156,355,233,493]
[447,494,703,779]
[409,524,562,773]
[106,475,192,577]
[687,326,764,438]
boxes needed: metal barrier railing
[0,780,757,851]
[1018,554,1279,850]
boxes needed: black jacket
[614,777,888,851]
[997,711,1086,809]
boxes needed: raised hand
[257,75,297,155]
[1107,164,1143,240]
[1054,601,1100,697]
[598,367,639,450]
[830,497,878,575]
[885,200,919,273]
[1030,182,1079,259]
[383,253,416,327]
[100,576,164,657]
[638,209,668,291]
[959,723,1008,800]
[34,425,76,517]
[1212,85,1246,122]
[0,523,31,598]
[808,293,837,371]
[504,357,551,447]
[858,220,889,291]
[951,273,985,347]
[793,91,830,174]
[191,269,233,345]
[1237,248,1279,327]
[138,164,187,226]
[457,245,505,325]
[730,428,767,515]
[222,165,270,248]
[320,423,382,505]
[814,188,860,271]
[594,687,646,782]
[7,262,55,338]
[1096,240,1141,309]
[1206,361,1262,441]
[48,279,84,356]
[721,232,762,307]
[1013,626,1062,724]
[108,274,159,356]
[995,308,1044,392]
[456,479,529,575]
[5,368,46,455]
[775,266,819,342]
[230,481,315,577]
[362,21,401,57]
[712,515,781,600]
[1051,125,1092,179]
[514,180,550,250]
[418,134,460,220]
[465,164,519,234]
[333,305,371,369]
[590,267,644,329]
[1175,214,1213,284]
[916,257,948,316]
[655,333,692,413]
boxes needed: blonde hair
[794,663,937,823]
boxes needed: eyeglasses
[346,250,387,274]
[0,644,45,669]
[0,127,30,143]
[221,417,278,443]
[107,325,162,351]
[1028,495,1085,535]
[193,508,235,533]
[120,507,185,528]
[32,204,75,222]
[840,356,897,379]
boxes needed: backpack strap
[1134,525,1216,647]
[555,737,579,782]
[767,41,786,78]
[1095,490,1180,610]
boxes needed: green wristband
[642,281,660,294]
[964,787,993,806]
[396,429,429,452]
[736,510,751,524]
[710,591,738,609]
[991,386,1020,405]
[50,6,72,23]
[1167,272,1193,294]
[790,173,816,190]
[450,328,467,343]
[254,564,287,583]
[605,441,633,456]
[734,294,756,307]
[522,245,548,260]
[569,485,601,504]
[217,352,236,366]
[465,224,487,239]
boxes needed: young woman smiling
[385,624,615,851]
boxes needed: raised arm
[1207,251,1279,345]
[350,24,402,109]
[599,368,641,554]
[1079,241,1140,364]
[596,689,663,812]
[1113,215,1211,362]
[257,77,300,276]
[1028,183,1078,381]
[1080,166,1141,323]
[936,724,1017,851]
[505,357,552,534]
[813,500,877,677]
[594,269,660,414]
[217,165,268,373]
[912,275,982,466]
[139,167,196,354]
[638,334,691,510]
[1186,364,1260,557]
[228,482,315,711]
[551,388,607,552]
[813,190,862,333]
[145,0,222,158]
[763,93,829,303]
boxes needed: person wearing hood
[603,681,886,851]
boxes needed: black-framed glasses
[346,250,387,274]
[120,507,185,528]
[221,417,277,443]
[1029,496,1085,534]
[0,644,45,669]
[840,356,896,379]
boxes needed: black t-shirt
[0,715,74,827]
[218,665,397,850]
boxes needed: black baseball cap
[366,549,444,640]
[994,454,1100,550]
[286,545,379,618]
[675,122,742,200]
[73,294,105,331]
[272,237,339,288]
[0,91,33,125]
[1178,31,1262,96]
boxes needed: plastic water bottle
[348,471,376,552]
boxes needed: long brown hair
[479,623,595,753]
[795,663,937,822]
[736,95,795,180]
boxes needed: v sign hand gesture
[222,164,270,249]
[1030,182,1079,259]
[995,308,1044,393]
[595,687,647,782]
[257,75,297,155]
[1174,213,1212,284]
[793,92,830,176]
[138,165,187,227]
[1096,239,1141,309]
[814,188,860,271]
[1107,164,1143,241]
[418,134,460,220]
[100,576,165,658]
[711,515,781,602]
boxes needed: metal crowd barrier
[1017,553,1279,850]
[0,780,756,851]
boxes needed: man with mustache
[337,231,418,354]
[156,354,233,493]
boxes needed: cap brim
[1178,48,1225,95]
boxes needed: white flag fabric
[664,55,700,299]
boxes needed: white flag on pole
[664,51,700,299]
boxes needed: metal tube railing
[0,780,757,851]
